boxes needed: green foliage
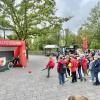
[0,35,3,39]
[64,29,76,47]
[78,2,100,49]
[32,31,61,50]
[0,0,69,42]
[7,34,18,40]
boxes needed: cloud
[55,0,81,17]
[80,0,91,7]
[55,0,99,33]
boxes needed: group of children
[45,52,100,86]
[57,54,88,85]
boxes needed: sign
[0,40,22,47]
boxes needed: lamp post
[0,25,6,39]
[57,32,60,47]
[3,26,5,39]
[2,10,6,39]
[1,21,6,39]
[62,29,65,47]
[0,11,6,39]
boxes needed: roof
[44,45,59,49]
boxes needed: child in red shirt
[70,56,77,83]
[46,56,55,78]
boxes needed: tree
[6,34,18,40]
[0,0,70,41]
[78,2,100,49]
[87,2,100,41]
[64,29,76,47]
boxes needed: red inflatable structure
[0,40,27,67]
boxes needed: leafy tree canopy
[0,0,70,40]
[78,2,100,49]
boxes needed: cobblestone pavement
[0,55,100,100]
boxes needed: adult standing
[93,53,100,86]
[88,57,95,82]
[55,51,60,63]
[63,57,67,78]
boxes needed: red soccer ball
[28,70,32,74]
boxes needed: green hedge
[29,51,44,55]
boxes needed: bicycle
[7,57,20,69]
[7,61,14,69]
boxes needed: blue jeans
[90,70,95,81]
[78,67,82,79]
[58,73,65,85]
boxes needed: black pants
[63,68,67,78]
[47,67,51,77]
[95,72,100,85]
[71,71,77,83]
[67,68,70,76]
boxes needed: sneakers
[46,76,50,78]
[80,78,83,82]
[65,78,68,82]
[93,82,100,86]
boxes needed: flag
[82,32,88,51]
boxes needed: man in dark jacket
[93,53,100,86]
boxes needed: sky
[0,0,99,35]
[55,0,99,34]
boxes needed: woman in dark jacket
[93,53,100,85]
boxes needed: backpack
[59,63,64,73]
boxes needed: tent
[0,40,27,71]
[44,45,59,56]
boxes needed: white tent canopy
[44,45,59,49]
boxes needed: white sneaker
[89,80,92,82]
[65,78,68,81]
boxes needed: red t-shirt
[81,57,87,71]
[70,58,77,72]
[46,58,55,69]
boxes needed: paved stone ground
[0,55,100,100]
